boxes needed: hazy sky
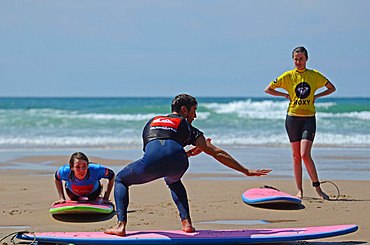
[1,1,369,97]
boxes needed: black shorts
[285,115,316,142]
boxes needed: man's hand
[245,169,272,176]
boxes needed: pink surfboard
[49,197,114,214]
[16,224,358,244]
[242,187,301,205]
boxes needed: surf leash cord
[320,180,340,200]
[0,231,36,245]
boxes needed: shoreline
[1,144,370,151]
[1,146,369,181]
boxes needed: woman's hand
[102,199,114,205]
[52,199,66,206]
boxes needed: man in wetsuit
[105,94,271,236]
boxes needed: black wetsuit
[114,114,203,222]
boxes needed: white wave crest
[0,136,143,147]
[315,102,337,109]
[196,112,211,120]
[203,99,288,119]
[201,132,370,146]
[1,132,369,148]
[72,113,157,121]
[315,133,370,145]
[1,108,158,122]
[319,111,370,120]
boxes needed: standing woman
[265,46,336,200]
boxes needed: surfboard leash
[320,180,340,200]
[260,185,279,191]
[0,231,36,245]
[260,182,340,200]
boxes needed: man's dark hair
[292,46,308,58]
[171,94,198,113]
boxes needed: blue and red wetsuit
[55,163,114,200]
[114,114,203,222]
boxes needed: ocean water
[0,97,369,149]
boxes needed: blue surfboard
[16,224,358,244]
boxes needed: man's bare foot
[296,190,303,199]
[104,221,126,236]
[316,187,329,200]
[181,218,195,233]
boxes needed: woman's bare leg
[301,140,329,200]
[291,142,303,198]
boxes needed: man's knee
[166,179,183,188]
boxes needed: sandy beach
[0,150,369,244]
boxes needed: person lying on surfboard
[53,152,115,205]
[104,94,271,236]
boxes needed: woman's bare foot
[181,218,195,233]
[104,221,127,236]
[296,190,303,199]
[316,187,329,200]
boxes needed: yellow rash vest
[270,68,328,116]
